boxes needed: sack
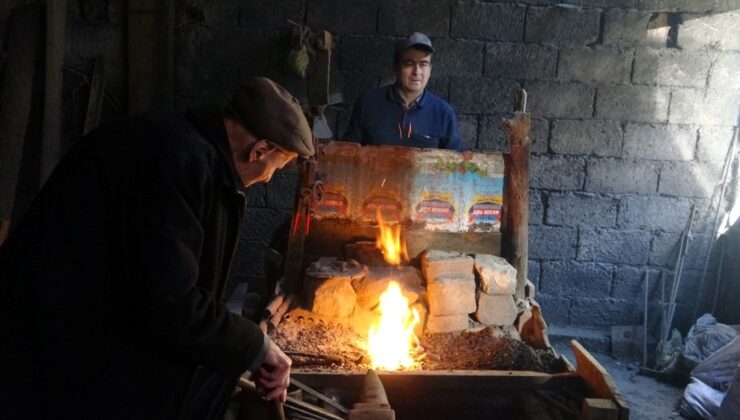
[679,377,726,419]
[683,314,738,370]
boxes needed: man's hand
[254,340,292,402]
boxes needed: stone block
[377,0,451,37]
[525,6,600,46]
[697,126,735,163]
[709,52,740,90]
[534,294,570,326]
[529,225,578,260]
[558,48,632,84]
[596,85,670,123]
[551,120,622,157]
[458,114,478,151]
[426,313,470,333]
[623,123,696,161]
[485,43,557,80]
[427,273,477,316]
[353,266,424,309]
[449,77,519,115]
[529,190,544,225]
[339,36,395,77]
[421,251,474,282]
[633,48,711,88]
[308,278,357,318]
[577,228,651,265]
[474,254,517,295]
[531,154,585,190]
[669,88,740,126]
[432,39,484,77]
[659,161,722,198]
[265,173,298,209]
[678,12,740,51]
[238,0,304,29]
[306,0,377,34]
[526,82,594,119]
[451,2,525,42]
[585,158,659,194]
[650,231,682,267]
[612,266,664,300]
[603,9,658,47]
[546,192,618,227]
[569,298,641,327]
[475,293,518,326]
[617,196,693,232]
[541,261,612,298]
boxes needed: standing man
[343,32,462,151]
[0,77,311,419]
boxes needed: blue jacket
[343,85,463,151]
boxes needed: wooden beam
[571,340,630,420]
[0,6,40,221]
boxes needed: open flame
[367,281,420,370]
[375,211,408,265]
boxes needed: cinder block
[595,85,670,123]
[451,2,525,42]
[458,114,478,151]
[612,265,663,300]
[697,126,735,163]
[531,154,585,190]
[526,82,594,119]
[265,173,299,209]
[669,88,740,126]
[529,225,577,260]
[659,161,722,198]
[551,120,622,157]
[450,77,519,115]
[239,0,304,28]
[525,6,600,46]
[570,297,641,327]
[427,274,477,316]
[709,52,740,90]
[377,0,451,37]
[633,49,711,88]
[306,0,377,34]
[427,77,449,101]
[623,123,696,161]
[541,261,612,298]
[426,313,470,333]
[577,228,651,265]
[478,116,548,153]
[649,231,682,267]
[585,158,659,194]
[546,192,618,227]
[678,11,740,50]
[528,260,541,287]
[485,43,557,80]
[558,48,632,84]
[617,196,693,232]
[421,251,474,283]
[335,70,378,108]
[432,39,484,77]
[529,190,544,225]
[534,294,571,325]
[475,293,518,326]
[243,208,291,240]
[339,36,395,77]
[603,8,657,46]
[474,254,517,295]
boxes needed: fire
[367,281,420,370]
[375,211,408,265]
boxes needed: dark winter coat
[0,105,267,418]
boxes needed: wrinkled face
[244,144,298,187]
[395,48,432,97]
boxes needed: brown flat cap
[227,77,314,158]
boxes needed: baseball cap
[395,32,435,56]
[226,77,315,158]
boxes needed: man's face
[395,48,432,96]
[245,145,298,187]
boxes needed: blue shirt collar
[387,84,427,109]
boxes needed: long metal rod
[643,270,649,367]
[664,207,696,341]
[711,236,727,314]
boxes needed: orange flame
[375,210,408,266]
[367,281,420,370]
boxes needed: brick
[603,9,665,47]
[528,260,541,286]
[265,173,298,209]
[585,158,659,194]
[421,251,474,282]
[547,192,618,227]
[432,39,484,77]
[541,261,611,298]
[659,160,723,198]
[533,294,570,326]
[612,266,664,300]
[426,313,470,333]
[529,225,577,260]
[570,298,641,327]
[427,273,477,316]
[595,85,670,123]
[531,155,585,190]
[479,115,547,152]
[623,123,696,161]
[617,196,692,232]
[709,53,740,90]
[451,2,526,42]
[578,228,651,265]
[426,76,449,101]
[633,48,711,88]
[377,0,451,37]
[339,36,396,77]
[650,231,682,267]
[485,43,557,80]
[558,48,633,85]
[238,0,303,29]
[531,118,549,153]
[458,114,478,151]
[526,82,594,119]
[474,254,517,295]
[530,190,544,225]
[308,278,357,317]
[697,126,735,163]
[245,184,266,207]
[551,120,622,157]
[449,77,519,115]
[475,293,518,325]
[243,208,292,241]
[334,70,378,110]
[306,0,377,34]
[525,6,600,46]
[637,0,738,12]
[669,88,740,126]
[678,12,740,50]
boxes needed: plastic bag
[679,377,726,419]
[683,314,738,370]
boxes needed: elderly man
[0,77,310,418]
[343,32,462,151]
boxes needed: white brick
[427,274,477,316]
[474,254,517,295]
[475,293,518,326]
[421,250,474,282]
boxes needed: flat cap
[227,77,314,158]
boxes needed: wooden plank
[40,0,67,187]
[83,55,106,135]
[571,340,630,420]
[0,6,40,221]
